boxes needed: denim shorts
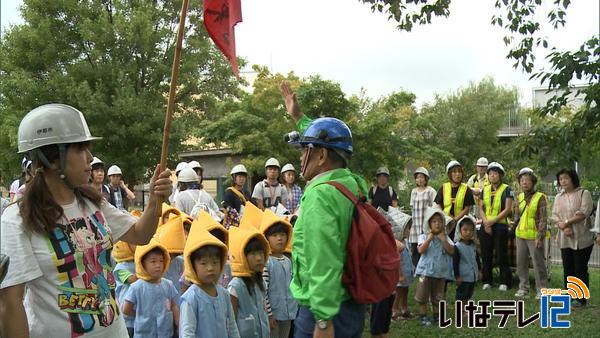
[294,300,366,338]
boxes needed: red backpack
[326,181,400,304]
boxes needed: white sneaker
[499,284,508,292]
[514,289,528,298]
[482,283,492,290]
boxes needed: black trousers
[561,245,594,304]
[479,224,511,286]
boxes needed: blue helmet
[294,117,353,153]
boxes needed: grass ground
[365,266,600,337]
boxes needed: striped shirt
[409,186,437,243]
[285,184,302,213]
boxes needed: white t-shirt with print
[0,199,136,338]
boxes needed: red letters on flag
[203,0,242,78]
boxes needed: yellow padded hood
[134,240,171,281]
[183,223,228,285]
[259,209,293,238]
[239,201,263,230]
[160,203,181,226]
[193,210,229,246]
[155,214,187,254]
[228,226,270,277]
[112,241,136,262]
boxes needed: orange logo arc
[566,276,590,300]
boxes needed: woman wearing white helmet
[222,164,252,227]
[281,163,302,214]
[0,104,173,337]
[409,167,437,266]
[434,160,475,240]
[478,162,514,292]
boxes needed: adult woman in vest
[551,168,594,307]
[513,168,549,298]
[434,160,475,241]
[0,104,172,337]
[478,162,514,291]
[222,164,252,227]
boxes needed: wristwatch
[316,319,328,330]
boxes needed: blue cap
[295,117,353,153]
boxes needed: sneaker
[420,315,432,327]
[499,284,508,292]
[482,283,492,290]
[514,289,528,298]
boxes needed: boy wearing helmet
[252,158,288,211]
[434,161,475,240]
[89,157,110,200]
[478,162,514,292]
[281,81,367,338]
[107,165,136,211]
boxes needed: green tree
[361,0,599,174]
[0,0,241,185]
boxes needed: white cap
[376,167,390,176]
[414,167,430,178]
[265,157,280,168]
[177,167,198,183]
[476,157,489,167]
[188,160,202,170]
[107,165,122,176]
[230,164,248,175]
[90,157,104,167]
[175,161,189,174]
[281,163,296,173]
[487,162,505,175]
[446,160,462,173]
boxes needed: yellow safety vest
[443,182,468,217]
[516,192,547,240]
[483,184,508,224]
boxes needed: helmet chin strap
[299,144,314,179]
[32,145,75,189]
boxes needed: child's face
[142,251,164,280]
[460,223,474,241]
[267,232,288,254]
[429,214,443,234]
[246,250,265,273]
[266,166,279,180]
[193,255,222,285]
[449,167,463,184]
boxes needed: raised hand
[280,80,303,122]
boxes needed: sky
[1,0,598,107]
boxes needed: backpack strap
[227,187,247,204]
[389,186,393,199]
[326,181,361,205]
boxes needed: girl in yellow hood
[227,226,270,338]
[122,241,180,337]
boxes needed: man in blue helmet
[280,81,368,338]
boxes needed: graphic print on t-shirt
[48,210,119,337]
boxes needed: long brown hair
[19,142,103,235]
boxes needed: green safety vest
[483,183,508,224]
[516,192,546,240]
[443,182,468,217]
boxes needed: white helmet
[376,167,390,176]
[414,167,430,178]
[18,104,101,153]
[487,162,505,175]
[90,157,104,167]
[177,167,198,183]
[230,164,248,176]
[446,160,462,173]
[517,167,535,179]
[107,165,122,176]
[476,157,489,167]
[265,157,280,168]
[281,163,296,173]
[188,160,203,170]
[175,161,189,174]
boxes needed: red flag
[203,0,242,78]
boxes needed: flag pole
[157,0,189,214]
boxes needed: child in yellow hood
[112,241,137,335]
[259,209,298,338]
[227,226,271,338]
[122,241,180,337]
[179,222,239,337]
[156,214,187,296]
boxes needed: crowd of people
[0,82,599,338]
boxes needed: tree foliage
[0,0,241,185]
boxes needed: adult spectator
[466,157,490,218]
[0,103,172,337]
[551,168,594,307]
[106,165,136,211]
[252,158,288,211]
[409,167,437,266]
[281,163,302,214]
